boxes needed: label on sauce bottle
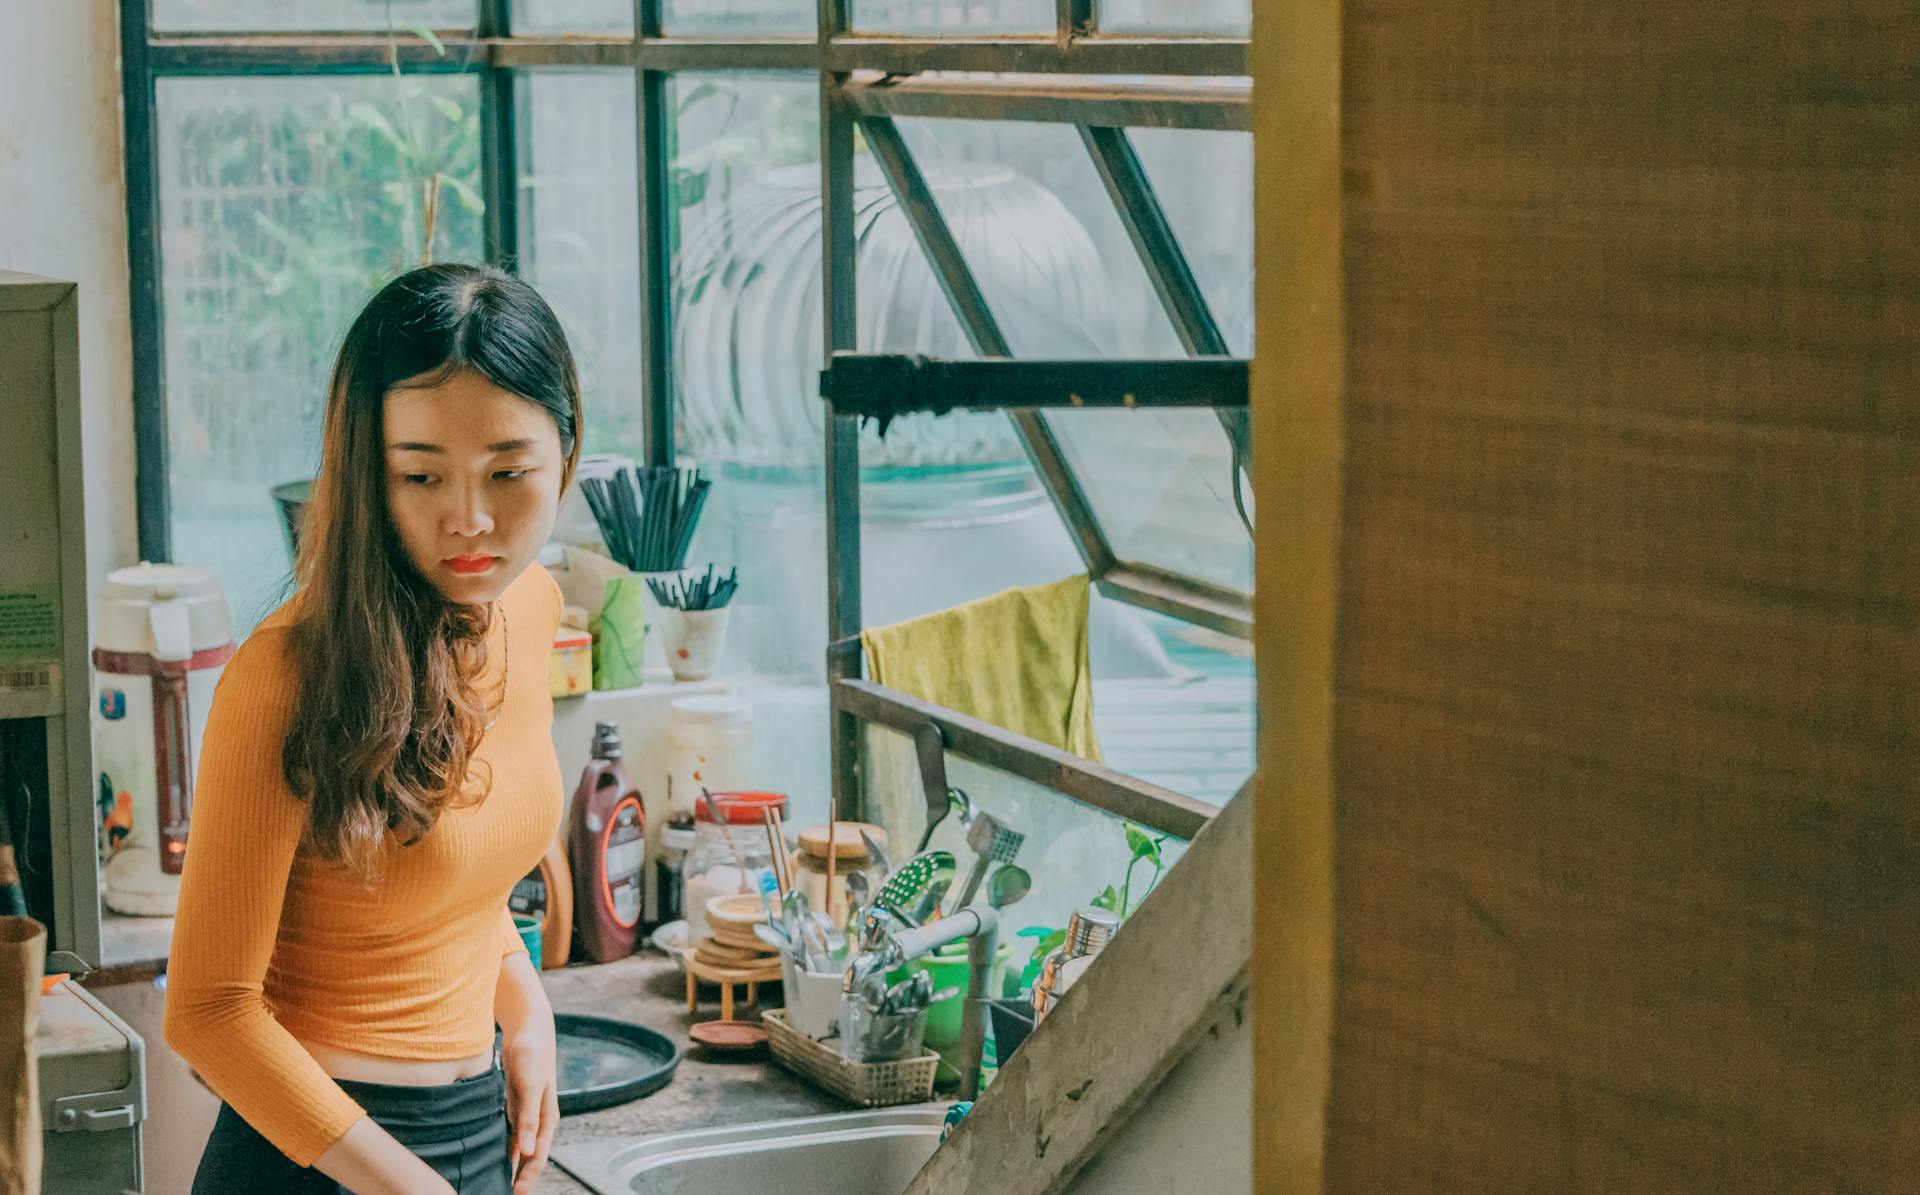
[604,797,645,929]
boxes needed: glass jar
[793,821,885,926]
[654,821,697,928]
[666,695,754,821]
[682,791,786,939]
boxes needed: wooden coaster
[706,893,770,931]
[694,937,772,967]
[688,1019,769,1055]
[709,922,769,951]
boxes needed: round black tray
[553,1013,682,1116]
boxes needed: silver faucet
[843,904,1001,1099]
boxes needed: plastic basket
[763,1009,938,1108]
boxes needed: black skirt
[190,1064,512,1194]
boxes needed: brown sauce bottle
[568,721,646,963]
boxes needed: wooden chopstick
[762,809,787,898]
[769,807,791,894]
[826,798,839,923]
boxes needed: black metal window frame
[119,0,1250,838]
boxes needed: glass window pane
[853,0,1052,34]
[663,72,821,682]
[516,71,642,463]
[1090,605,1252,805]
[668,71,1078,682]
[884,118,1249,590]
[1129,128,1253,355]
[157,75,483,628]
[1050,408,1251,591]
[514,0,634,34]
[1098,0,1250,36]
[840,143,1086,624]
[152,0,473,32]
[662,0,814,36]
[892,116,1184,359]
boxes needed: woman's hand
[496,952,559,1194]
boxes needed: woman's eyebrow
[386,439,533,453]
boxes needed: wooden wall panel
[1295,0,1920,1188]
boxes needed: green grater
[873,849,955,926]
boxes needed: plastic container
[779,950,847,1039]
[549,625,593,697]
[665,696,753,822]
[91,563,234,915]
[683,791,786,939]
[654,821,696,928]
[568,722,647,963]
[509,836,574,970]
[513,914,543,971]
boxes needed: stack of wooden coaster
[696,893,780,968]
[686,893,785,1022]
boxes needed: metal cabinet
[36,980,145,1193]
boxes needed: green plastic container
[513,914,543,972]
[894,940,1012,1048]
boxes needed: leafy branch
[384,5,460,263]
[1015,821,1170,992]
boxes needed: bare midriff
[300,1038,495,1087]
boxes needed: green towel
[861,574,1101,762]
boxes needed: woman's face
[383,368,566,606]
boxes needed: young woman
[165,263,581,1195]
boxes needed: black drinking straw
[581,465,711,573]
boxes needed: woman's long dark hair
[285,264,581,883]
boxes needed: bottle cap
[591,721,624,758]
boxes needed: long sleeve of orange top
[162,623,371,1167]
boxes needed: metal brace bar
[835,679,1215,841]
[821,354,1250,421]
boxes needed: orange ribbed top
[163,563,564,1167]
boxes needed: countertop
[530,950,845,1194]
[88,923,846,1195]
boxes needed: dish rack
[763,1010,938,1107]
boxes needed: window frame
[119,0,1251,834]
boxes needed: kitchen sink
[549,1105,951,1195]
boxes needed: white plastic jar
[666,695,753,822]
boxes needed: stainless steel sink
[549,1105,951,1195]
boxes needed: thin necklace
[483,601,509,733]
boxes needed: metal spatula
[951,811,1025,913]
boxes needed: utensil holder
[839,994,928,1063]
[658,605,729,681]
[763,1010,937,1108]
[779,950,847,1040]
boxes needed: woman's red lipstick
[446,554,498,575]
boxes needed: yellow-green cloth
[861,574,1101,762]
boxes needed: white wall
[1064,1004,1253,1195]
[0,0,138,604]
